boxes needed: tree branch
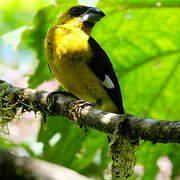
[0,79,180,143]
[0,148,90,180]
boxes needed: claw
[70,100,94,135]
[70,100,94,121]
[46,91,78,114]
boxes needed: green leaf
[93,6,180,120]
[55,0,77,6]
[99,0,180,6]
[38,116,109,178]
[92,3,180,179]
[21,5,60,88]
[137,142,180,179]
[0,137,35,156]
[0,0,52,36]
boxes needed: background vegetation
[0,0,179,179]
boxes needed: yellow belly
[49,55,118,113]
[46,25,118,113]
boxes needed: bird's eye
[70,6,89,17]
[71,8,78,13]
[70,8,79,16]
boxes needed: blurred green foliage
[0,0,52,35]
[0,0,180,179]
[38,117,109,178]
[21,5,59,88]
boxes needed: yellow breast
[45,24,118,113]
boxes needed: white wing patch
[102,75,115,89]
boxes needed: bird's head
[57,6,105,34]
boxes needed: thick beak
[81,7,105,24]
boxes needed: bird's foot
[46,90,78,115]
[70,100,95,121]
[70,100,94,134]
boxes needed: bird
[45,6,137,179]
[45,5,124,115]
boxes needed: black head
[69,6,105,25]
[69,6,90,17]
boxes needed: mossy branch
[0,79,180,143]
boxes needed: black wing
[88,37,124,114]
